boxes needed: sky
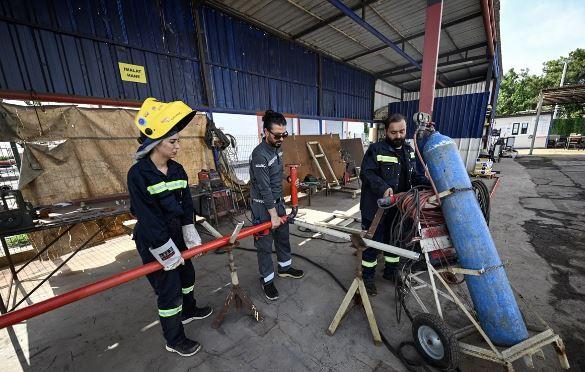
[500,0,585,75]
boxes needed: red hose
[0,221,273,329]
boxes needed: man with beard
[359,113,428,296]
[249,110,304,301]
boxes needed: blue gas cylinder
[422,131,528,346]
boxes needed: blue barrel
[422,131,528,346]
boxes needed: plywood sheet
[340,138,365,166]
[281,134,344,195]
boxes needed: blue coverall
[249,139,292,284]
[359,140,428,280]
[127,157,198,347]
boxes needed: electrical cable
[235,245,431,372]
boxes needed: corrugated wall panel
[201,6,319,115]
[388,92,489,139]
[322,58,375,120]
[0,1,375,119]
[403,82,486,101]
[390,92,487,172]
[0,0,205,107]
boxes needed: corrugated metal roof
[207,0,498,91]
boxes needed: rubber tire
[412,313,459,370]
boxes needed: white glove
[149,238,184,271]
[182,224,202,248]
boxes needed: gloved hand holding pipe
[0,165,304,329]
[0,221,277,329]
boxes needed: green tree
[497,48,585,118]
[496,68,545,116]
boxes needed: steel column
[418,0,444,115]
[480,0,495,57]
[529,92,544,155]
[193,3,215,108]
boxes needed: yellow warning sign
[118,62,147,83]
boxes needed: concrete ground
[1,153,584,372]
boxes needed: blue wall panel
[0,1,375,120]
[201,6,319,116]
[388,92,489,138]
[0,0,205,107]
[322,57,374,120]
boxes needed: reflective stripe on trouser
[361,247,400,280]
[143,254,196,346]
[252,202,292,283]
[182,285,194,294]
[159,305,182,317]
[385,256,399,263]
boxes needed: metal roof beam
[377,42,487,76]
[397,61,489,84]
[204,0,378,79]
[343,10,483,62]
[291,0,379,39]
[449,75,490,86]
[381,54,487,77]
[326,0,421,69]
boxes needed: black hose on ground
[199,220,443,371]
[471,179,490,225]
[235,245,433,372]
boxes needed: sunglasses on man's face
[269,130,289,139]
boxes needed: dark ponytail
[262,110,286,130]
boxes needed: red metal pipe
[288,165,299,208]
[0,90,143,108]
[480,0,495,57]
[0,221,273,329]
[490,176,501,199]
[418,0,444,115]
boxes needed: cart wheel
[412,313,459,370]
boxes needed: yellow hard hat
[134,98,195,140]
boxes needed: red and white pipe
[0,164,304,329]
[0,222,273,329]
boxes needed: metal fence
[0,143,19,191]
[223,134,260,182]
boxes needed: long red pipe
[0,221,272,329]
[480,0,495,57]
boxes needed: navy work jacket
[359,140,428,222]
[127,157,194,252]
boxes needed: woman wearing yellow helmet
[127,98,212,357]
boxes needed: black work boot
[261,279,279,301]
[166,338,202,357]
[277,266,304,279]
[182,305,213,325]
[364,279,377,296]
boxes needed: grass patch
[5,234,30,248]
